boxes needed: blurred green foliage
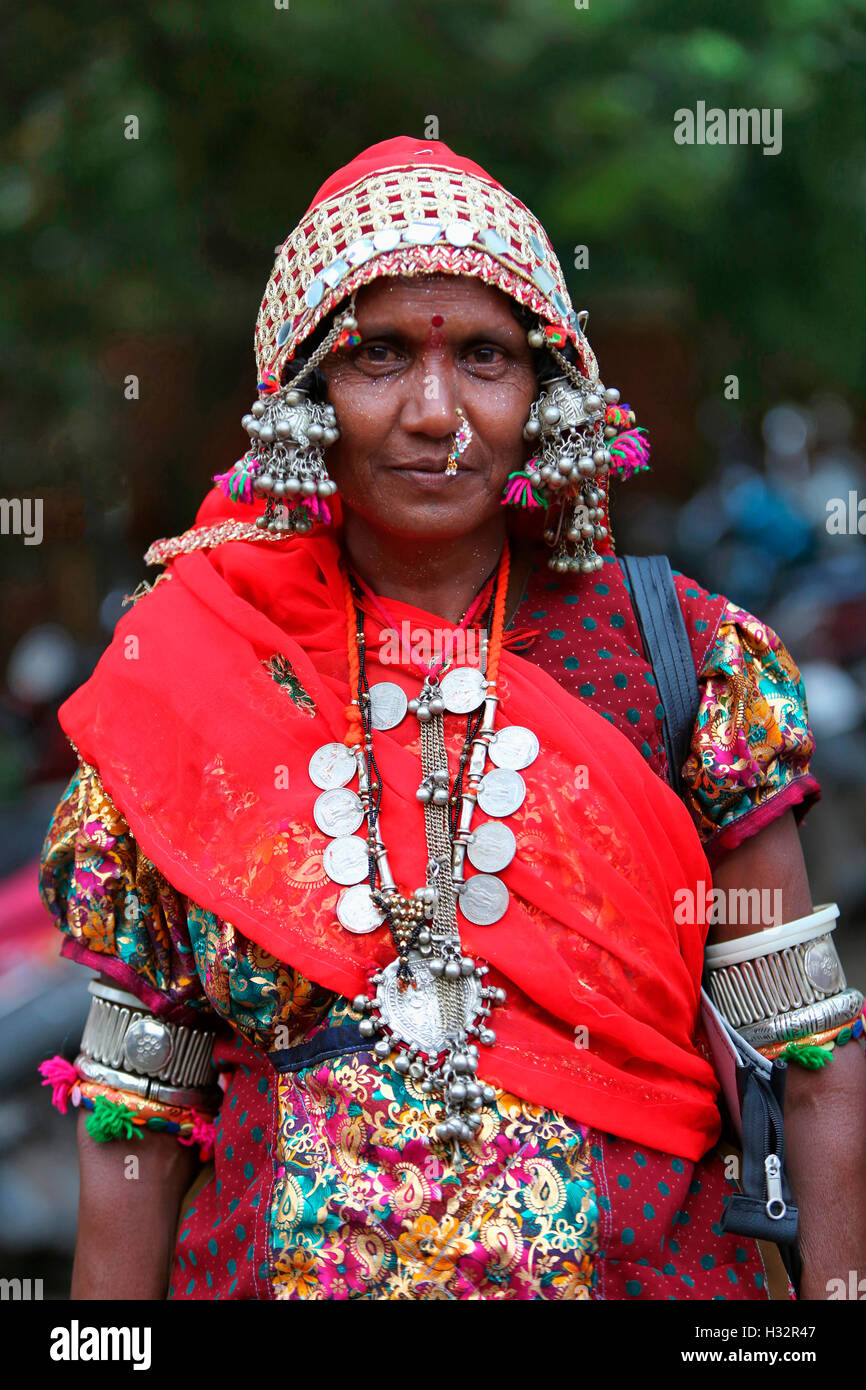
[1,0,865,525]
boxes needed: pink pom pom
[38,1055,79,1115]
[501,469,546,509]
[608,428,650,480]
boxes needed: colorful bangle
[38,1055,218,1161]
[756,1012,865,1068]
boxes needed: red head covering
[307,136,501,207]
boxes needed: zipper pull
[764,1154,787,1220]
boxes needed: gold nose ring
[446,407,472,475]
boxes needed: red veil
[58,486,721,1160]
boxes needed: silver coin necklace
[305,555,538,1156]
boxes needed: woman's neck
[340,511,531,627]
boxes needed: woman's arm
[709,811,866,1301]
[71,1109,200,1300]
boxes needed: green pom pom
[84,1096,142,1142]
[781,1042,833,1070]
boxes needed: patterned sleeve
[38,759,211,1021]
[681,601,821,862]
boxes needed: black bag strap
[620,554,801,1281]
[618,554,700,797]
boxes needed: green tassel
[84,1096,142,1142]
[781,1042,833,1070]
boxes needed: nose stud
[446,408,472,475]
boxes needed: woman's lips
[391,464,468,486]
[392,458,454,473]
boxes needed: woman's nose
[400,361,462,436]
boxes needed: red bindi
[430,315,444,327]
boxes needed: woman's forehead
[354,274,521,323]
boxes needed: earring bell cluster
[213,302,360,534]
[502,318,650,573]
[248,382,340,536]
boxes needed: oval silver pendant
[369,681,408,731]
[375,950,482,1051]
[337,883,386,935]
[488,725,539,771]
[313,787,364,837]
[439,666,487,714]
[467,820,516,873]
[309,742,356,790]
[323,834,370,886]
[477,767,526,818]
[459,873,510,926]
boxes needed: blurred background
[1,0,865,1295]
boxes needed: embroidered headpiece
[255,136,599,385]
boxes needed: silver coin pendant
[369,681,408,731]
[439,665,487,714]
[459,873,510,926]
[488,725,539,771]
[308,742,356,790]
[323,835,370,885]
[476,767,526,818]
[467,820,517,873]
[336,883,385,935]
[313,787,364,837]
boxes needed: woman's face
[317,276,538,542]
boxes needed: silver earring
[213,299,357,535]
[521,323,622,573]
[247,385,340,535]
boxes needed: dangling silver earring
[212,295,358,535]
[519,317,626,573]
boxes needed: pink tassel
[38,1055,79,1115]
[608,427,650,480]
[212,454,260,505]
[299,496,332,525]
[500,469,547,509]
[177,1111,218,1162]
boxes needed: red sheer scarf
[58,489,720,1159]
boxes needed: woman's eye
[356,343,398,364]
[466,345,505,366]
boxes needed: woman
[38,137,866,1301]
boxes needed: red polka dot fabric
[506,553,727,791]
[170,1033,275,1300]
[588,1131,785,1300]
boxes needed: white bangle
[704,903,839,968]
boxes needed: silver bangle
[74,1055,222,1109]
[736,988,865,1048]
[705,903,847,1028]
[78,978,219,1095]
